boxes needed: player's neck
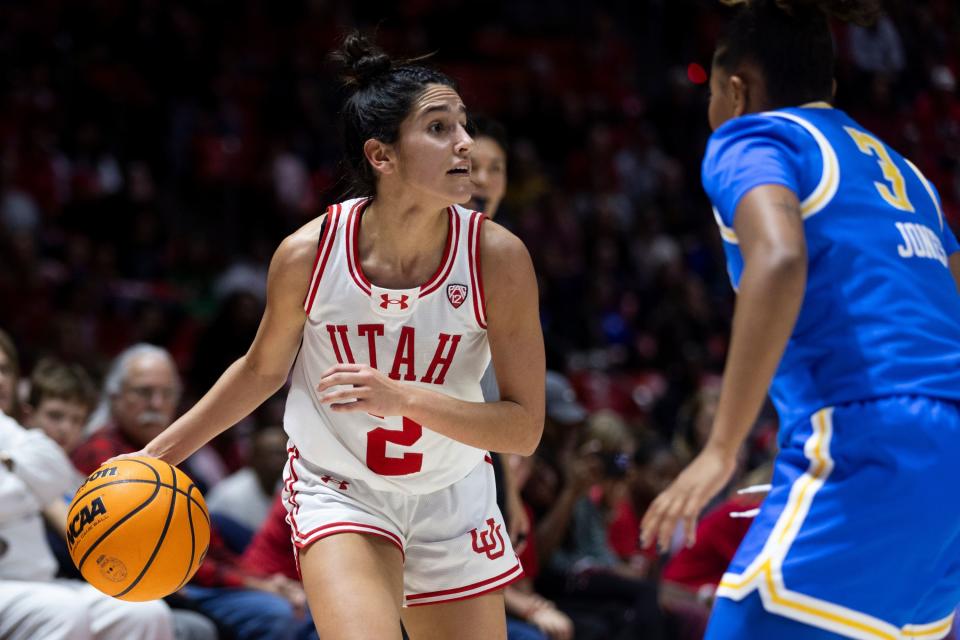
[359,191,451,288]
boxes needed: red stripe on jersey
[405,559,523,602]
[346,199,373,295]
[302,209,327,309]
[419,207,459,297]
[468,212,488,328]
[283,447,304,538]
[304,204,341,314]
[484,454,493,464]
[293,522,405,558]
[404,569,524,606]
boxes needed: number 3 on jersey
[367,416,423,475]
[844,127,915,213]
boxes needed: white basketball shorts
[282,445,523,607]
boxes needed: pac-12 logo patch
[446,284,468,309]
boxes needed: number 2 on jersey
[366,416,423,475]
[844,127,915,213]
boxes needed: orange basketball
[66,456,210,602]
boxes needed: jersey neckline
[346,198,460,298]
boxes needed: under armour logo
[380,294,410,310]
[469,518,505,560]
[320,474,350,491]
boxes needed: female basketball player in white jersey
[117,33,545,640]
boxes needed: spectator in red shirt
[71,344,225,491]
[71,344,309,639]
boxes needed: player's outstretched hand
[640,445,736,552]
[316,363,409,416]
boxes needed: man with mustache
[72,344,189,478]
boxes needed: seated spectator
[502,454,577,640]
[181,522,317,640]
[0,328,22,421]
[67,342,308,639]
[206,424,287,539]
[22,357,96,467]
[608,436,681,570]
[19,357,100,577]
[525,372,668,640]
[0,329,175,640]
[73,343,226,492]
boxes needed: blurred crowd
[1,0,959,638]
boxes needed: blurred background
[3,0,958,413]
[0,1,958,637]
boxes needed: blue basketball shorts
[706,396,960,640]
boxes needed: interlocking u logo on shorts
[379,294,410,310]
[469,518,505,559]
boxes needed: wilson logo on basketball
[446,284,467,308]
[379,294,410,310]
[469,518,505,560]
[79,465,118,489]
[68,496,108,547]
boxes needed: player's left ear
[729,74,749,118]
[363,138,396,177]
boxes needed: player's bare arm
[316,220,546,456]
[137,215,326,465]
[641,184,807,551]
[950,252,960,293]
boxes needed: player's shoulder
[274,199,360,271]
[706,111,813,163]
[702,110,821,196]
[479,217,530,264]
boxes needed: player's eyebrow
[420,103,467,117]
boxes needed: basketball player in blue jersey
[641,1,960,638]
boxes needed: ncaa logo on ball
[67,496,109,547]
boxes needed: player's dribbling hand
[640,445,736,552]
[103,450,154,465]
[316,363,409,416]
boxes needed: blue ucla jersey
[702,103,960,433]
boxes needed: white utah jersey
[284,197,491,494]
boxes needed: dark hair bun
[721,0,881,26]
[332,32,392,88]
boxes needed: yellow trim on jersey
[801,101,834,109]
[711,110,839,246]
[903,158,945,232]
[713,207,739,244]
[765,111,841,218]
[716,409,956,640]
